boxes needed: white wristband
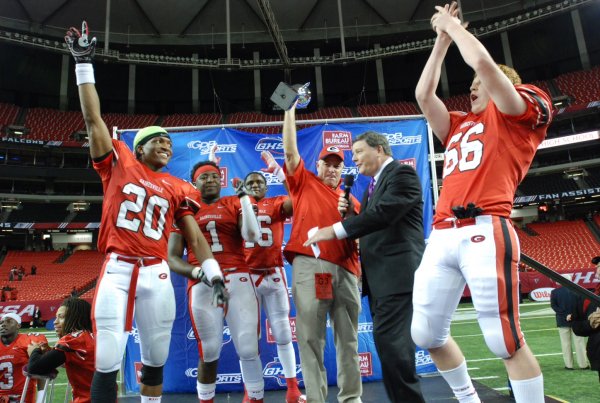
[191,267,202,280]
[201,258,222,282]
[75,63,95,85]
[274,167,286,183]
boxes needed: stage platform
[121,374,567,402]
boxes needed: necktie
[368,178,376,199]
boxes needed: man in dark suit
[305,130,425,402]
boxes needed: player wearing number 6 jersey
[243,169,302,403]
[411,3,553,403]
[168,161,264,403]
[65,21,221,403]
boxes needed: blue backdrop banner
[120,119,436,393]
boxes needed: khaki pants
[292,255,362,403]
[558,327,588,369]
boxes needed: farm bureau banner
[120,119,436,393]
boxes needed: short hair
[61,297,92,334]
[474,64,521,85]
[190,160,219,182]
[244,171,267,185]
[354,131,392,156]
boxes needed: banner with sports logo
[120,119,436,393]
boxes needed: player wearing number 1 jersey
[66,21,221,403]
[411,3,553,403]
[0,313,48,403]
[243,170,302,403]
[168,161,264,403]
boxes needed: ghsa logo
[263,358,303,387]
[342,166,358,176]
[255,138,284,159]
[187,326,231,345]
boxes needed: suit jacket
[342,161,425,298]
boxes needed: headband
[192,165,221,183]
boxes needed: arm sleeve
[240,196,260,242]
[27,349,66,375]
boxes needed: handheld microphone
[341,175,355,218]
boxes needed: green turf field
[25,301,600,402]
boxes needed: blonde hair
[473,64,522,85]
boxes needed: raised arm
[65,22,112,159]
[282,103,301,175]
[433,2,525,116]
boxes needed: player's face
[0,318,19,337]
[469,76,490,115]
[352,140,381,177]
[196,171,222,202]
[54,306,67,338]
[138,136,173,171]
[317,155,344,188]
[244,174,267,200]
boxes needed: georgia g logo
[471,235,485,243]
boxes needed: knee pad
[95,331,125,372]
[140,365,164,387]
[410,310,448,350]
[234,332,259,360]
[199,338,222,363]
[139,328,172,367]
[481,328,514,359]
[270,318,292,345]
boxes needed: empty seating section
[161,113,222,128]
[554,66,600,106]
[516,220,599,271]
[442,94,471,112]
[227,112,281,134]
[528,80,552,98]
[0,103,19,131]
[102,113,158,133]
[358,102,419,117]
[7,202,70,223]
[0,250,102,301]
[518,173,579,196]
[24,108,84,141]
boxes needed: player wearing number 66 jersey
[168,161,265,403]
[66,21,221,403]
[411,3,553,403]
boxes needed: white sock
[277,342,297,378]
[140,396,161,402]
[438,360,480,403]
[240,357,264,400]
[510,374,544,403]
[196,380,216,401]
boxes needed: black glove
[211,279,229,310]
[64,21,97,63]
[231,177,247,198]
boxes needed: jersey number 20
[116,183,169,240]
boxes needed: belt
[249,268,278,287]
[115,255,162,331]
[433,217,477,230]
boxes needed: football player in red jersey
[411,3,553,403]
[168,161,264,403]
[242,161,302,403]
[65,21,224,403]
[0,313,48,403]
[28,298,94,403]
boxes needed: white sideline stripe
[467,352,562,363]
[494,387,510,391]
[472,376,499,380]
[453,315,555,325]
[454,327,556,338]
